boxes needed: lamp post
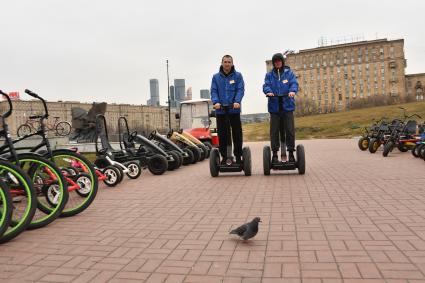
[167,59,171,132]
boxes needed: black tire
[358,137,369,151]
[17,124,32,137]
[167,151,180,171]
[126,161,142,179]
[368,138,380,153]
[182,148,194,165]
[0,180,13,239]
[397,144,409,152]
[197,144,207,161]
[47,149,99,218]
[188,146,200,164]
[172,150,183,168]
[102,166,120,187]
[18,153,69,230]
[148,155,168,175]
[242,147,252,176]
[209,148,220,177]
[383,141,394,157]
[203,141,213,157]
[0,161,37,244]
[420,145,425,159]
[412,144,422,158]
[296,144,306,175]
[263,145,271,176]
[114,165,124,183]
[55,121,72,136]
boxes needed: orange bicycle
[17,116,71,137]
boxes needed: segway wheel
[126,161,142,179]
[368,138,380,153]
[148,155,168,175]
[397,144,409,152]
[173,150,183,168]
[383,141,394,157]
[358,137,369,151]
[182,148,194,165]
[263,145,271,176]
[296,144,306,175]
[209,148,220,177]
[242,147,252,176]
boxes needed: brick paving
[1,139,425,282]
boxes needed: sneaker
[288,151,295,163]
[281,153,287,162]
[221,157,227,165]
[272,154,279,163]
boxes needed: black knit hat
[272,53,285,66]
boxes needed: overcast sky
[1,0,424,114]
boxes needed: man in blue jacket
[263,53,299,163]
[211,55,245,164]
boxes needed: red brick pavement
[1,139,425,282]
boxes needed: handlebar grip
[25,89,39,98]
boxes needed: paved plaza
[1,139,425,283]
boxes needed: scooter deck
[271,161,297,170]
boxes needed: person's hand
[289,92,296,98]
[214,103,221,110]
[266,93,274,97]
[233,102,240,109]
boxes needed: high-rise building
[169,85,177,107]
[174,79,186,104]
[148,79,160,107]
[186,87,192,100]
[200,89,210,99]
[266,38,407,114]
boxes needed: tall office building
[147,79,160,107]
[200,89,210,99]
[186,87,192,100]
[174,79,186,104]
[169,85,177,107]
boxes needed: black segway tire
[296,144,306,175]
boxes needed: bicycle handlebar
[25,89,49,119]
[0,90,13,118]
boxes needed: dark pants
[217,113,243,159]
[270,112,295,153]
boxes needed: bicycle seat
[29,115,42,119]
[54,116,60,119]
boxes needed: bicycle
[17,115,71,137]
[11,89,98,217]
[0,90,69,231]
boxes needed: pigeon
[229,217,262,240]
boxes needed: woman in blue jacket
[263,53,299,163]
[211,55,245,164]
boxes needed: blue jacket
[263,66,299,113]
[211,66,245,115]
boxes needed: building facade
[0,100,178,138]
[174,79,186,104]
[266,38,407,114]
[405,73,425,101]
[200,89,210,99]
[147,79,160,107]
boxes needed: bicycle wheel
[16,153,69,230]
[55,121,72,136]
[0,160,37,244]
[17,124,32,137]
[46,149,98,217]
[0,179,13,239]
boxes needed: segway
[262,93,306,175]
[209,104,251,177]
